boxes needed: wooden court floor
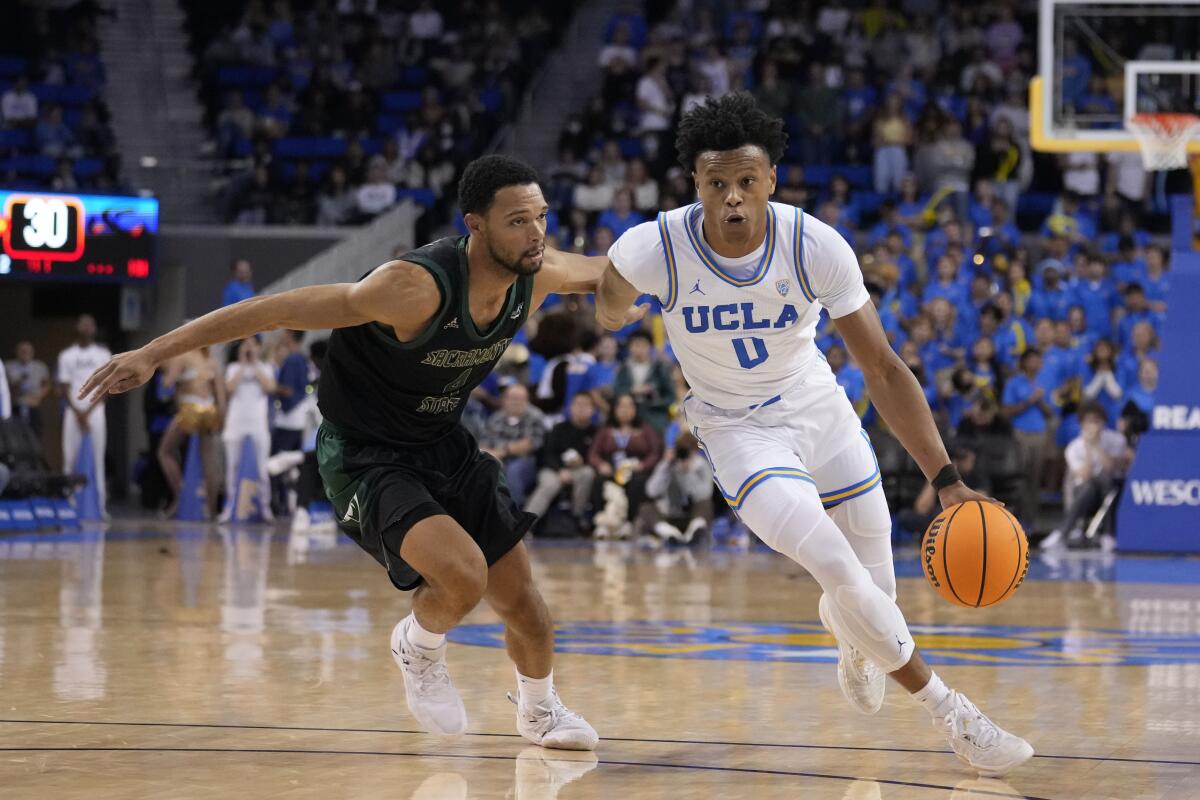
[1,522,1198,799]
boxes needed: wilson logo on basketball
[923,518,944,588]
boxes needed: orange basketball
[922,501,1029,608]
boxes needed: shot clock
[0,190,159,283]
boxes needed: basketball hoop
[1127,113,1200,171]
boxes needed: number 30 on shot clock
[2,195,85,261]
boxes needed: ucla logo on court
[448,621,1200,667]
[776,279,790,296]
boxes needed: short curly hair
[457,154,541,215]
[675,92,788,171]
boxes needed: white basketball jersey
[608,201,869,409]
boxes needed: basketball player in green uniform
[79,155,642,750]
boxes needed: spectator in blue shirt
[1060,38,1092,107]
[1002,348,1057,526]
[272,331,311,454]
[1072,255,1117,338]
[979,198,1021,257]
[1066,305,1097,357]
[867,200,914,249]
[1110,236,1147,288]
[221,258,256,307]
[595,188,645,240]
[35,104,78,159]
[923,254,969,308]
[1142,245,1169,313]
[1082,339,1124,424]
[1122,358,1158,419]
[1116,283,1161,349]
[1116,319,1159,390]
[1047,320,1086,386]
[968,336,1005,402]
[1026,260,1073,321]
[895,173,927,229]
[1041,191,1096,252]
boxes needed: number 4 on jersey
[732,336,769,369]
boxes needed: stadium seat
[0,56,28,78]
[73,157,103,179]
[3,155,56,177]
[604,14,647,48]
[272,137,347,159]
[216,64,280,88]
[0,129,32,150]
[382,90,423,113]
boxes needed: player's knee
[825,581,914,673]
[429,551,488,609]
[736,483,823,557]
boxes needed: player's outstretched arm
[78,260,439,404]
[595,260,644,331]
[537,248,647,328]
[834,301,998,510]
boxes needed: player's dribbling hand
[937,481,1004,511]
[77,348,158,404]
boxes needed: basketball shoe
[818,594,885,714]
[509,690,599,750]
[938,690,1034,777]
[390,618,468,735]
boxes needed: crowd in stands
[485,0,1176,547]
[186,0,570,231]
[0,1,123,192]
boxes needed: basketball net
[1127,113,1200,171]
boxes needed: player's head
[76,314,96,343]
[675,92,786,248]
[458,154,547,276]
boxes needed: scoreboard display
[0,190,159,283]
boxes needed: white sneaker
[818,594,885,715]
[390,618,468,736]
[513,746,599,800]
[683,517,708,543]
[1040,529,1065,551]
[290,506,311,533]
[939,691,1034,777]
[653,520,684,542]
[509,690,598,751]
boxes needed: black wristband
[931,463,961,492]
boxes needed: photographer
[636,431,713,543]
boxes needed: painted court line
[2,718,1197,768]
[0,746,1049,799]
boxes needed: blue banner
[1118,241,1200,552]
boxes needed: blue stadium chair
[375,112,406,135]
[398,66,427,87]
[479,87,504,113]
[0,129,32,150]
[231,138,254,158]
[272,137,347,159]
[5,154,55,176]
[804,165,834,187]
[855,191,885,216]
[617,137,642,158]
[604,13,647,48]
[63,108,81,129]
[216,65,279,88]
[0,57,28,78]
[54,85,96,106]
[382,90,423,113]
[278,160,328,182]
[1016,192,1057,220]
[359,137,384,156]
[397,187,436,208]
[73,157,103,179]
[839,165,873,189]
[724,10,764,41]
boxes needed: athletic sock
[405,613,446,651]
[516,670,554,708]
[912,672,955,719]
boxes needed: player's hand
[78,348,158,404]
[937,481,1004,511]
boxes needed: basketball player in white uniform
[595,93,1033,777]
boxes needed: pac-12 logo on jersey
[681,302,800,333]
[776,279,790,297]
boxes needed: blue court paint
[448,620,1200,666]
